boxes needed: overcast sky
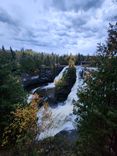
[0,0,117,55]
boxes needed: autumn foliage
[2,93,40,148]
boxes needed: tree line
[0,47,96,74]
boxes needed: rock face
[22,67,63,91]
[55,67,76,102]
[38,130,77,156]
[36,87,56,105]
[55,129,77,144]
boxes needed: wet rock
[35,87,56,106]
[22,67,64,91]
[38,130,77,156]
[55,129,77,144]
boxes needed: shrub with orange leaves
[38,102,52,133]
[2,93,40,148]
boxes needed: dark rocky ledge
[22,66,64,91]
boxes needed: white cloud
[0,0,116,54]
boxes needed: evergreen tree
[75,23,117,156]
[0,51,26,145]
[2,45,5,52]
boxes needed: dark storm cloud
[14,38,49,47]
[0,8,18,26]
[52,0,103,11]
[0,7,21,37]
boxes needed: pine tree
[0,50,26,146]
[2,45,5,52]
[75,23,117,156]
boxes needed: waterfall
[27,66,68,103]
[37,66,84,140]
[42,66,68,89]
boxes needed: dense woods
[75,23,117,156]
[0,48,96,74]
[0,50,26,146]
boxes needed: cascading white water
[37,66,84,140]
[42,66,68,89]
[27,66,68,103]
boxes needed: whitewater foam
[37,66,84,140]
